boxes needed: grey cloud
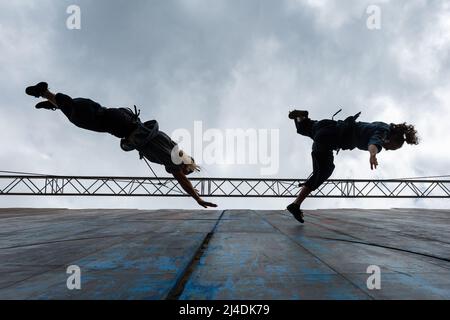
[0,0,449,209]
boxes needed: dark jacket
[120,120,183,174]
[336,114,390,153]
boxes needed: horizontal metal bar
[0,175,449,183]
[1,194,449,198]
[1,176,449,198]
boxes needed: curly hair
[389,123,420,147]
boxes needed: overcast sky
[1,0,449,210]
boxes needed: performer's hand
[197,199,218,208]
[370,155,378,170]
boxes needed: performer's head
[383,123,420,150]
[182,158,200,175]
[179,150,200,175]
[171,146,201,175]
[182,158,201,175]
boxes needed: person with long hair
[286,109,419,223]
[26,81,217,208]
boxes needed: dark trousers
[295,118,338,191]
[55,93,137,138]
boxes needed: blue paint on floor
[0,208,449,299]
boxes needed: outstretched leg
[26,82,137,137]
[26,82,56,110]
[287,148,335,224]
[41,89,58,107]
[26,82,80,120]
[293,185,312,207]
[39,90,75,119]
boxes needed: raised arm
[172,171,218,208]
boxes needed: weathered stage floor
[0,208,449,300]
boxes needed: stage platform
[0,208,449,300]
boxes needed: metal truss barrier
[0,175,449,198]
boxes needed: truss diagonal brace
[0,176,449,198]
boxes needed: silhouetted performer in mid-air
[286,109,419,224]
[26,81,217,208]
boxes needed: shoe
[289,110,309,120]
[35,101,56,110]
[26,82,48,98]
[286,203,304,224]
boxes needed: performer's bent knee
[303,176,326,191]
[304,164,335,191]
[303,180,318,191]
